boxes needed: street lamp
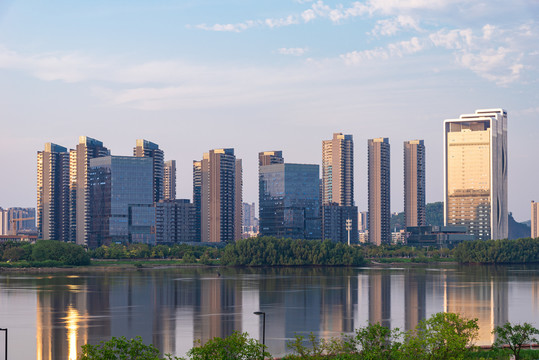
[253,311,266,346]
[0,328,7,360]
[346,218,352,246]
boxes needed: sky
[0,0,538,222]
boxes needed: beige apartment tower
[322,133,354,206]
[196,149,242,243]
[368,137,391,245]
[532,201,539,238]
[444,109,508,240]
[404,140,426,227]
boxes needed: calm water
[1,265,539,359]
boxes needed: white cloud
[194,20,259,32]
[370,15,421,36]
[0,46,105,83]
[277,47,308,56]
[365,0,460,15]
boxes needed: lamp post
[346,218,352,246]
[0,328,7,360]
[253,311,266,346]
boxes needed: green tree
[187,331,269,360]
[354,322,401,360]
[78,336,180,360]
[401,312,478,360]
[32,240,91,266]
[492,322,539,360]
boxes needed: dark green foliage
[220,237,365,266]
[78,336,180,360]
[31,240,91,265]
[492,322,539,360]
[390,212,405,231]
[425,202,444,227]
[454,238,539,264]
[187,331,269,360]
[89,243,218,263]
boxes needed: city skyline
[0,1,538,221]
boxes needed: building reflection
[369,271,391,328]
[443,267,508,344]
[404,269,426,331]
[36,276,89,360]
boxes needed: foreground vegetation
[77,313,539,360]
[2,236,539,268]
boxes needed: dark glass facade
[259,163,320,239]
[89,156,155,248]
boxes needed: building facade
[75,136,110,246]
[195,149,242,243]
[322,133,354,206]
[164,160,176,200]
[134,139,165,203]
[88,156,155,248]
[532,201,539,238]
[444,109,508,240]
[321,133,357,243]
[193,161,202,241]
[258,151,284,167]
[404,140,426,227]
[37,143,70,241]
[259,162,321,239]
[368,137,391,245]
[155,199,195,244]
[1,207,36,236]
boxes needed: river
[1,264,538,359]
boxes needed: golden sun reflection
[66,305,80,360]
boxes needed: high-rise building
[75,136,109,246]
[358,211,368,231]
[68,149,77,242]
[321,133,357,243]
[193,161,202,242]
[164,160,176,200]
[532,201,539,238]
[88,156,154,247]
[134,139,165,203]
[444,109,508,240]
[0,207,36,236]
[37,143,70,241]
[368,137,391,245]
[259,162,321,239]
[322,133,354,206]
[258,151,284,167]
[404,140,426,227]
[195,149,242,243]
[321,204,358,243]
[155,199,196,244]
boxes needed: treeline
[0,240,90,266]
[454,237,539,264]
[89,243,221,264]
[221,237,365,266]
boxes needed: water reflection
[0,265,538,359]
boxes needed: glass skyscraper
[259,162,321,239]
[88,156,155,248]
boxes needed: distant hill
[509,212,531,240]
[390,203,530,239]
[390,201,443,231]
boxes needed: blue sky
[0,0,538,221]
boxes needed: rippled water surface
[1,264,539,359]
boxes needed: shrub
[187,331,269,360]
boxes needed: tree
[354,322,401,360]
[492,322,539,360]
[401,312,478,360]
[187,331,269,360]
[78,336,180,360]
